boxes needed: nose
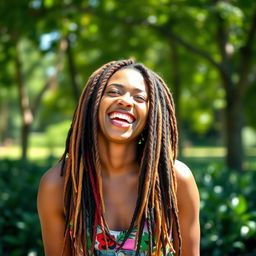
[117,93,133,107]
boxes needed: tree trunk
[0,101,8,144]
[225,88,243,171]
[13,37,68,160]
[14,41,33,160]
[21,123,30,159]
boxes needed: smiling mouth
[108,111,135,125]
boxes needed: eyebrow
[108,83,147,94]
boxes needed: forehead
[107,68,147,91]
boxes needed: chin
[108,135,136,144]
[98,123,142,144]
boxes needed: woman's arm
[174,160,200,256]
[37,165,72,256]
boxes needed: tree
[1,0,255,168]
[93,0,256,171]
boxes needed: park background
[0,0,256,255]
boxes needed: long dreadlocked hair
[59,59,181,256]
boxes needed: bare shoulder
[37,162,65,213]
[37,162,71,255]
[39,162,64,187]
[173,160,200,255]
[174,159,195,183]
[174,159,200,209]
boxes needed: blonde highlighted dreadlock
[59,59,181,256]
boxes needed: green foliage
[1,0,256,148]
[0,159,48,256]
[194,162,256,255]
[1,158,256,255]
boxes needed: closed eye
[135,95,147,102]
[107,90,121,96]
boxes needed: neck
[98,134,139,177]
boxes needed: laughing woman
[37,59,200,256]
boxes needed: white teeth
[109,112,134,123]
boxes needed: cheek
[98,102,106,127]
[98,98,108,117]
[139,106,149,128]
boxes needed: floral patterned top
[94,224,149,251]
[70,222,174,255]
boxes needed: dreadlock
[59,59,182,256]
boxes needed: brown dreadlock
[59,59,181,256]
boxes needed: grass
[181,146,256,171]
[0,146,63,160]
[1,145,255,171]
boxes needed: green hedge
[0,159,47,256]
[197,162,256,255]
[0,159,255,255]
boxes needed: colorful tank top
[70,222,175,255]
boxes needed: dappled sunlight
[183,146,226,158]
[0,146,64,160]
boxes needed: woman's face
[98,68,149,144]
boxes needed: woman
[37,59,200,256]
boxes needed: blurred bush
[197,162,256,256]
[0,159,255,255]
[0,159,48,256]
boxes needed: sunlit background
[0,0,256,255]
